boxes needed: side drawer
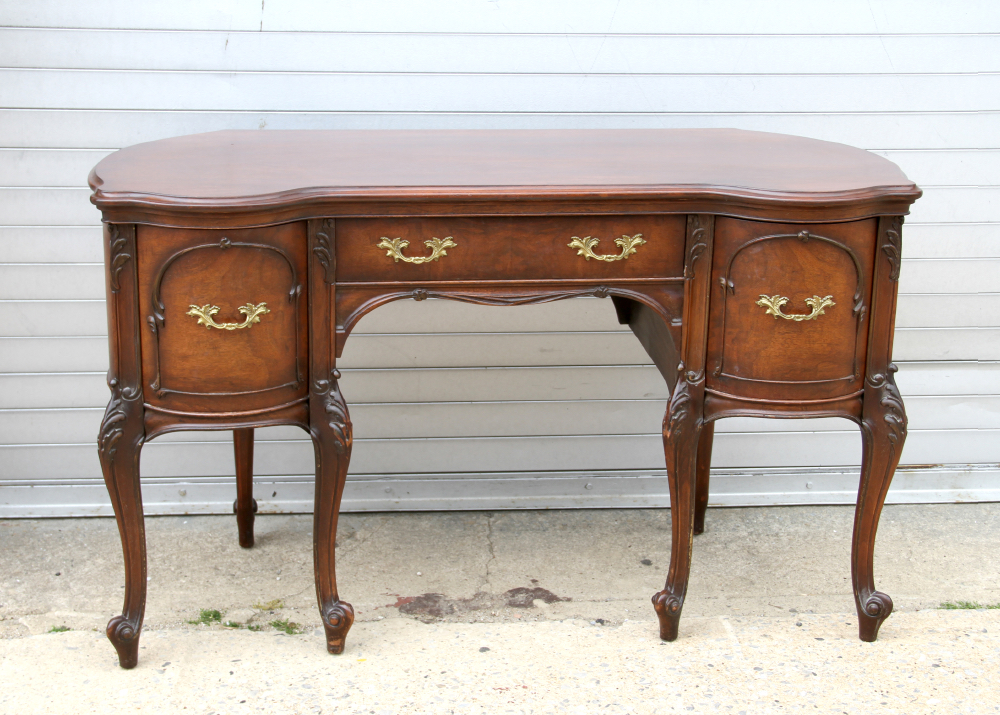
[334,215,686,282]
[136,223,308,415]
[705,217,877,403]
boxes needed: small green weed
[939,600,1000,610]
[48,625,71,633]
[188,608,223,625]
[247,624,264,632]
[270,619,302,635]
[252,599,284,611]
[222,620,243,629]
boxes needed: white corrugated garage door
[1,1,997,516]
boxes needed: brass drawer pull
[377,236,457,264]
[568,233,645,262]
[756,294,835,322]
[186,302,271,330]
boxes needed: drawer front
[706,218,876,402]
[334,215,686,282]
[137,223,308,414]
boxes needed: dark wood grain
[614,298,682,387]
[335,215,685,283]
[694,422,715,536]
[136,223,309,416]
[91,129,920,667]
[853,216,909,641]
[307,218,355,654]
[233,427,256,548]
[89,130,921,226]
[652,215,715,641]
[706,218,876,403]
[98,223,146,670]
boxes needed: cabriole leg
[233,427,257,548]
[98,382,146,669]
[853,366,907,641]
[652,372,703,641]
[311,371,355,654]
[693,421,715,535]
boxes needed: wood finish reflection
[90,130,919,668]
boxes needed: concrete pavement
[1,504,999,713]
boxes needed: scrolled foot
[651,591,684,642]
[107,615,141,669]
[321,600,355,654]
[857,591,893,642]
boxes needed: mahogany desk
[89,129,921,668]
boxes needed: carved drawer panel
[705,218,877,403]
[136,223,308,415]
[333,215,686,283]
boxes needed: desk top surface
[89,129,920,223]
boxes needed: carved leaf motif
[881,218,903,282]
[108,225,132,293]
[313,219,335,283]
[664,378,692,441]
[664,362,703,442]
[323,377,353,454]
[98,378,127,463]
[879,365,907,445]
[685,215,708,279]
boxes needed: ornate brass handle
[377,236,457,264]
[756,295,835,322]
[567,234,645,262]
[186,302,270,330]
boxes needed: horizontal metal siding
[5,1,999,33]
[2,29,999,74]
[4,110,1000,151]
[0,2,996,516]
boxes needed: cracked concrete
[480,512,496,592]
[3,504,1000,634]
[2,504,1000,712]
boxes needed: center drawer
[334,215,686,282]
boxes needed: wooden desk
[90,129,921,668]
